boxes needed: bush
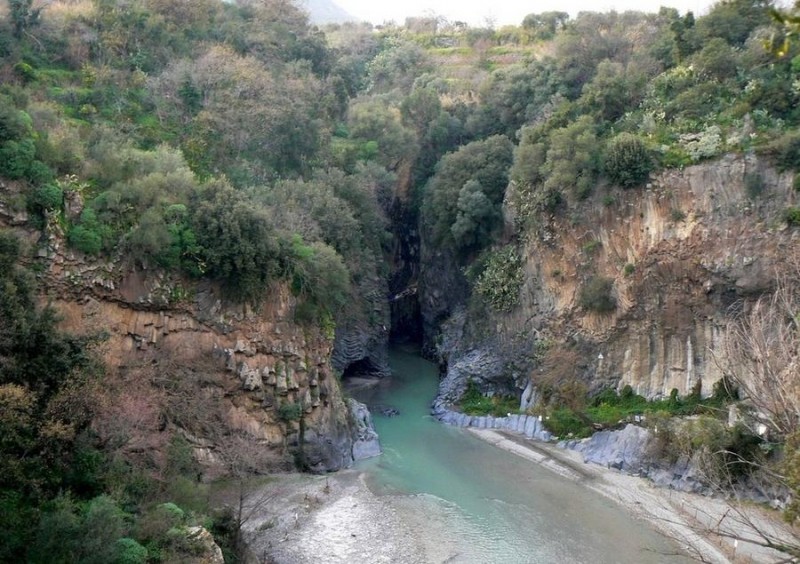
[764,130,800,172]
[69,209,107,255]
[785,207,800,227]
[681,126,723,162]
[0,138,36,179]
[579,276,616,313]
[670,208,686,222]
[458,380,519,417]
[27,160,55,185]
[545,408,592,438]
[29,183,63,212]
[115,538,148,564]
[604,133,652,188]
[278,402,302,422]
[473,246,524,312]
[623,263,635,276]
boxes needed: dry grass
[43,0,95,23]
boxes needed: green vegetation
[2,0,800,558]
[278,402,303,422]
[473,246,524,311]
[579,276,617,313]
[785,206,800,226]
[458,380,519,417]
[543,381,738,438]
[604,133,652,188]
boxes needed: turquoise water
[353,347,689,563]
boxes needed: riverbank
[242,428,796,564]
[239,470,468,563]
[470,428,797,564]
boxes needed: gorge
[1,0,800,562]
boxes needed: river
[350,346,690,563]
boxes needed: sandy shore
[470,428,797,564]
[241,429,796,564]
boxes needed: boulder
[184,526,225,564]
[348,399,381,461]
[575,424,651,473]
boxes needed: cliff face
[423,155,798,403]
[0,187,370,474]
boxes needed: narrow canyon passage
[346,347,692,563]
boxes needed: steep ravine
[420,154,798,406]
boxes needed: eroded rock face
[422,155,798,407]
[2,210,375,475]
[184,526,225,564]
[348,399,381,461]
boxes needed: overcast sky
[333,0,718,26]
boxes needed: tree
[450,180,498,252]
[717,273,800,439]
[522,11,569,41]
[192,180,281,304]
[542,116,600,200]
[701,259,800,559]
[8,0,42,38]
[579,60,646,123]
[424,135,514,252]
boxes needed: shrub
[13,62,37,83]
[670,208,686,222]
[545,408,592,438]
[69,209,107,255]
[278,402,302,422]
[785,207,800,226]
[0,138,36,179]
[623,263,635,276]
[458,380,518,417]
[28,160,55,185]
[29,183,63,212]
[765,130,800,172]
[604,133,652,188]
[681,126,723,162]
[579,276,616,313]
[582,240,601,255]
[473,246,524,312]
[115,538,148,564]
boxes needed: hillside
[1,0,800,560]
[299,0,356,24]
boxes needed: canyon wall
[0,185,375,474]
[423,154,798,404]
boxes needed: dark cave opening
[341,356,383,380]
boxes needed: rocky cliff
[422,154,798,406]
[0,182,379,475]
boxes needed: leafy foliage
[473,246,524,312]
[424,135,513,254]
[604,133,652,188]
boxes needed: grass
[543,384,735,439]
[458,380,520,417]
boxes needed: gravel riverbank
[470,428,797,564]
[240,429,796,564]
